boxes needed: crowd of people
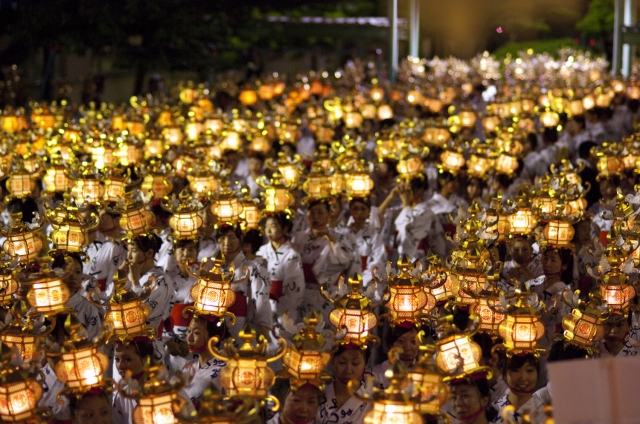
[0,50,638,424]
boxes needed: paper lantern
[364,402,423,424]
[469,298,506,336]
[0,378,43,423]
[90,144,117,170]
[105,300,152,340]
[188,174,218,195]
[119,204,154,237]
[435,333,482,374]
[440,150,465,173]
[397,156,424,178]
[141,174,173,199]
[56,345,109,392]
[210,188,243,226]
[103,178,128,203]
[239,90,258,106]
[282,311,331,384]
[345,167,375,199]
[117,142,142,166]
[26,276,71,316]
[377,104,394,121]
[133,393,180,424]
[3,228,43,263]
[508,209,538,235]
[543,219,575,248]
[7,171,35,199]
[71,179,105,205]
[162,126,184,146]
[169,211,203,240]
[599,276,636,312]
[43,165,69,193]
[370,87,385,102]
[326,275,378,346]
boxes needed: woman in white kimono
[122,233,175,364]
[392,173,446,262]
[367,323,419,389]
[491,354,543,424]
[447,375,499,424]
[598,313,639,357]
[291,199,357,321]
[525,247,573,348]
[69,389,112,424]
[216,225,272,340]
[181,317,227,410]
[256,212,305,323]
[425,170,469,250]
[347,197,387,288]
[164,238,199,372]
[83,208,126,292]
[316,344,372,424]
[268,379,322,424]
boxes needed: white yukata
[197,234,218,261]
[156,226,177,273]
[163,270,197,369]
[256,240,305,323]
[526,276,571,348]
[37,362,69,421]
[182,357,226,408]
[597,330,640,358]
[84,238,126,291]
[394,200,445,261]
[223,252,272,340]
[316,382,372,424]
[347,210,387,287]
[267,413,315,424]
[66,289,102,341]
[141,266,176,364]
[491,390,545,424]
[292,228,357,321]
[502,254,544,285]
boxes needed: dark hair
[192,316,230,343]
[216,224,243,241]
[386,324,418,348]
[174,238,199,250]
[51,251,83,270]
[117,339,155,363]
[488,242,507,263]
[436,170,456,191]
[131,233,163,255]
[349,197,371,210]
[502,354,540,376]
[548,340,589,362]
[307,198,331,212]
[448,376,499,422]
[262,212,293,234]
[542,127,558,144]
[333,344,371,365]
[526,132,538,151]
[573,115,586,129]
[578,141,596,160]
[7,197,39,224]
[410,172,429,192]
[270,378,322,408]
[69,390,111,419]
[150,201,173,224]
[243,229,264,254]
[543,247,574,286]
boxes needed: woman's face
[506,362,538,393]
[450,384,488,421]
[541,249,566,277]
[175,242,198,265]
[217,231,241,256]
[574,220,591,245]
[349,201,370,224]
[307,203,329,229]
[332,349,366,385]
[282,386,320,424]
[98,212,120,235]
[248,157,264,176]
[510,239,532,264]
[488,245,500,265]
[467,178,482,200]
[329,199,342,221]
[64,258,84,291]
[600,180,616,200]
[393,329,419,362]
[126,242,151,265]
[74,395,112,424]
[187,319,208,350]
[264,218,286,242]
[114,344,145,377]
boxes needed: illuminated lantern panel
[211,198,243,224]
[532,197,558,216]
[436,335,482,374]
[220,358,275,397]
[600,282,636,312]
[495,154,518,176]
[169,212,203,239]
[71,180,105,204]
[451,274,486,305]
[564,197,587,218]
[385,286,428,322]
[432,273,456,302]
[91,146,116,170]
[543,220,575,247]
[408,370,448,416]
[133,393,180,424]
[240,203,261,230]
[43,168,69,193]
[329,308,377,343]
[55,346,109,390]
[50,224,87,253]
[562,310,604,347]
[440,151,465,173]
[162,126,185,146]
[282,348,330,381]
[263,187,294,213]
[470,299,506,335]
[26,278,71,315]
[498,315,545,352]
[117,143,142,166]
[119,208,154,237]
[278,165,299,187]
[8,173,35,198]
[364,402,423,424]
[0,274,18,306]
[397,156,423,178]
[303,176,332,200]
[345,174,374,198]
[509,210,538,235]
[3,232,43,263]
[596,156,622,176]
[189,176,218,195]
[141,175,173,199]
[0,334,39,364]
[105,301,150,338]
[0,379,43,423]
[190,280,236,316]
[104,180,127,202]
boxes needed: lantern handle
[266,337,287,363]
[208,336,228,362]
[265,395,280,413]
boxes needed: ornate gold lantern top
[560,286,610,355]
[45,190,99,254]
[162,189,206,241]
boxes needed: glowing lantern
[239,195,261,232]
[375,256,430,324]
[7,165,36,199]
[164,191,205,241]
[377,104,394,121]
[46,192,99,253]
[370,87,385,102]
[70,168,105,205]
[561,288,608,354]
[22,269,71,316]
[344,160,375,199]
[141,173,173,199]
[117,194,154,238]
[43,157,69,194]
[210,323,285,400]
[440,149,465,174]
[1,213,44,263]
[302,164,333,201]
[423,127,451,147]
[210,183,243,226]
[599,272,636,313]
[257,171,295,214]
[90,143,117,170]
[0,302,47,365]
[239,89,258,106]
[282,311,332,385]
[435,319,483,375]
[325,275,380,346]
[0,360,43,424]
[542,219,575,248]
[397,155,424,179]
[498,283,546,356]
[162,125,184,146]
[508,196,539,236]
[407,344,448,416]
[540,110,560,127]
[459,110,477,128]
[344,112,363,129]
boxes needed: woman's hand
[398,182,412,207]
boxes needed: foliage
[492,37,584,59]
[576,0,615,36]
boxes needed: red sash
[360,256,368,272]
[228,290,248,317]
[302,263,319,286]
[270,280,284,301]
[600,230,609,247]
[97,278,107,291]
[417,236,430,256]
[170,303,194,328]
[442,223,456,240]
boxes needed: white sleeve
[249,264,273,329]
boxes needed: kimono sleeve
[143,273,175,330]
[362,232,387,287]
[278,252,305,321]
[249,263,273,330]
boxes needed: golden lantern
[89,138,118,171]
[374,255,430,324]
[282,311,332,388]
[0,344,47,423]
[344,112,363,129]
[344,160,375,199]
[396,153,426,180]
[239,191,261,231]
[498,282,546,356]
[427,253,456,303]
[144,132,167,159]
[440,148,465,174]
[18,265,72,316]
[210,182,243,227]
[95,269,156,342]
[370,86,385,102]
[407,341,448,417]
[302,163,333,202]
[45,191,99,253]
[459,110,477,128]
[116,135,143,167]
[257,170,296,215]
[598,263,636,313]
[264,152,300,188]
[140,160,174,199]
[542,217,576,250]
[162,125,185,146]
[423,126,451,148]
[117,193,154,238]
[163,190,205,240]
[0,109,25,133]
[196,387,260,424]
[184,115,203,142]
[121,364,190,424]
[508,191,539,236]
[377,104,394,121]
[209,323,285,402]
[485,195,510,241]
[435,315,486,377]
[406,89,424,105]
[185,253,246,322]
[186,158,221,195]
[591,142,624,178]
[43,154,70,193]
[0,301,50,365]
[323,274,380,346]
[1,212,45,264]
[239,89,258,106]
[54,314,112,397]
[6,162,36,199]
[561,287,609,355]
[67,163,105,205]
[540,109,560,128]
[349,350,423,424]
[531,175,559,216]
[103,165,135,203]
[0,263,18,307]
[220,129,241,151]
